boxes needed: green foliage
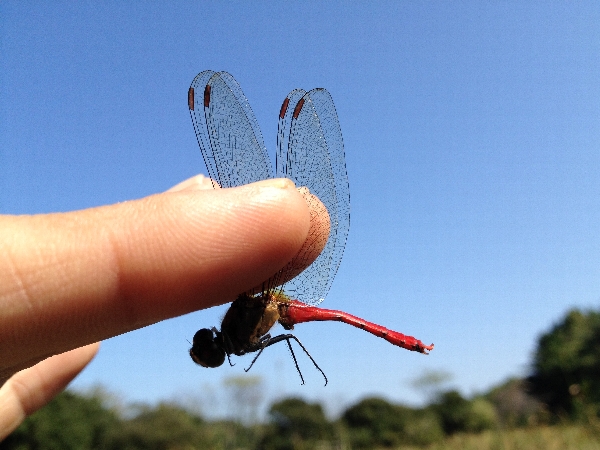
[425,425,600,450]
[5,308,600,448]
[432,390,498,435]
[103,402,208,450]
[528,309,600,421]
[487,378,546,427]
[402,408,445,446]
[222,375,264,425]
[410,369,453,403]
[258,397,333,450]
[2,390,119,450]
[342,397,443,448]
[343,397,403,448]
[468,398,499,432]
[1,393,257,450]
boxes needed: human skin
[0,175,329,439]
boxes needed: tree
[411,369,453,404]
[343,397,405,448]
[258,397,332,450]
[431,390,497,435]
[223,375,264,425]
[342,397,442,448]
[103,402,209,450]
[2,390,118,450]
[528,309,600,421]
[486,378,545,427]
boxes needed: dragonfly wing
[189,70,218,185]
[276,89,306,177]
[189,71,272,188]
[276,88,350,305]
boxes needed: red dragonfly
[187,71,433,385]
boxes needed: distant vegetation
[3,308,600,449]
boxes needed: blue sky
[1,2,599,418]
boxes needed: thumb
[0,343,100,441]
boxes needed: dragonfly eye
[190,328,226,368]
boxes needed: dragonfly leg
[244,333,308,385]
[283,337,306,386]
[220,330,236,367]
[243,334,273,373]
[243,333,328,386]
[264,334,328,386]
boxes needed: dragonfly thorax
[220,292,281,356]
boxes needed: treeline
[0,384,532,449]
[2,308,599,450]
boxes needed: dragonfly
[187,71,433,385]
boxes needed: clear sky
[1,2,599,418]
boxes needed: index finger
[0,178,312,380]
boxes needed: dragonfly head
[190,328,226,368]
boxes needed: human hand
[0,175,327,439]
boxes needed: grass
[394,425,600,450]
